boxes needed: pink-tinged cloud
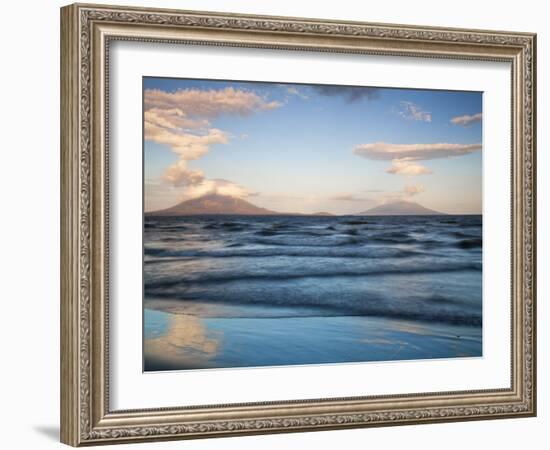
[144,87,282,118]
[145,87,282,195]
[180,179,254,201]
[148,125,228,188]
[145,108,210,131]
[354,141,481,176]
[144,123,229,160]
[450,112,482,126]
[386,159,433,176]
[162,160,205,187]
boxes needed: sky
[144,77,482,214]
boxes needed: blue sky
[144,77,482,214]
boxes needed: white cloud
[144,108,210,131]
[286,86,309,100]
[354,141,481,176]
[450,112,482,126]
[145,86,282,198]
[386,159,433,176]
[144,87,282,117]
[354,141,482,161]
[403,185,425,196]
[144,123,229,161]
[162,160,205,187]
[179,179,254,201]
[398,101,432,122]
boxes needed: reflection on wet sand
[144,314,222,371]
[388,320,434,336]
[144,309,482,371]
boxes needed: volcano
[356,201,444,216]
[146,193,279,216]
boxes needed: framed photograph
[60,3,536,446]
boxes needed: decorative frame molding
[60,3,536,446]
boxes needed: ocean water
[143,215,482,371]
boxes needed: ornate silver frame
[60,3,536,446]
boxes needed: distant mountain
[147,196,444,217]
[146,193,279,216]
[356,201,444,216]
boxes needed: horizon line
[144,194,482,216]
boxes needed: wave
[144,246,425,260]
[144,216,482,327]
[146,219,482,252]
[145,288,482,326]
[342,219,371,225]
[255,229,279,236]
[145,262,481,287]
[250,237,359,247]
[203,221,247,231]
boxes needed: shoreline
[144,304,482,372]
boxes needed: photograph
[143,77,483,371]
[57,2,537,446]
